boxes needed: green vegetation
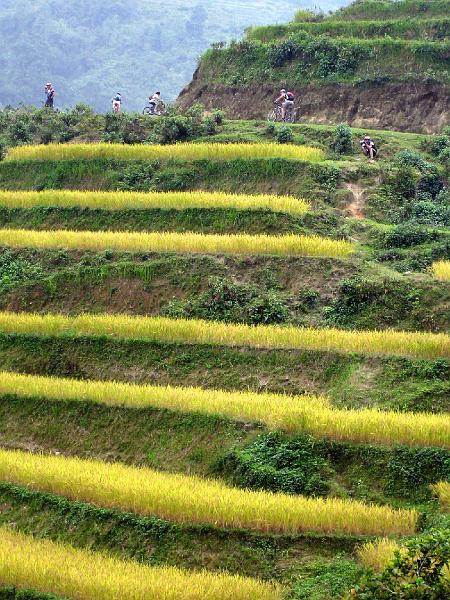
[1,3,450,596]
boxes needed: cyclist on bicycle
[274,88,295,121]
[44,83,55,108]
[148,91,162,115]
[112,93,122,113]
[360,135,377,161]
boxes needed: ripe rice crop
[432,481,450,511]
[0,312,447,360]
[432,261,450,282]
[0,228,354,258]
[0,448,418,536]
[1,371,449,448]
[5,142,325,162]
[0,190,310,216]
[358,538,400,572]
[0,527,282,600]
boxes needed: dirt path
[344,183,365,219]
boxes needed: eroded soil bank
[178,77,450,133]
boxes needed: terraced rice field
[5,142,325,162]
[0,190,311,215]
[432,260,450,282]
[0,228,354,258]
[433,481,450,511]
[0,527,282,600]
[1,371,448,447]
[0,311,447,359]
[1,116,449,598]
[0,448,418,536]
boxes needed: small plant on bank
[276,125,294,144]
[331,123,353,155]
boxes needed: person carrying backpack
[44,83,55,108]
[274,88,295,121]
[112,93,122,113]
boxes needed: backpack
[286,91,295,101]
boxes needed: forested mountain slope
[0,0,345,111]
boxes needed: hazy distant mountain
[0,0,346,111]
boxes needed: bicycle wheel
[285,109,295,123]
[142,107,152,116]
[267,109,277,122]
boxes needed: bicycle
[143,101,166,116]
[267,103,296,123]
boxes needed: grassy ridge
[330,0,450,21]
[200,37,450,86]
[0,527,282,600]
[0,228,354,258]
[0,190,310,216]
[0,312,447,360]
[2,371,449,448]
[5,143,324,163]
[0,448,418,536]
[247,18,450,43]
[433,261,450,282]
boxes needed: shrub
[201,116,218,136]
[218,432,330,496]
[248,289,290,324]
[331,123,353,155]
[411,200,450,227]
[211,110,225,125]
[394,149,428,171]
[430,135,450,157]
[163,277,290,325]
[269,39,300,67]
[382,224,442,248]
[265,123,276,136]
[348,528,450,599]
[153,115,193,144]
[0,140,7,161]
[276,126,294,144]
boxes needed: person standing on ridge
[112,92,122,113]
[44,83,55,108]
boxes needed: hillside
[0,1,450,597]
[0,87,449,599]
[178,0,450,133]
[0,0,346,112]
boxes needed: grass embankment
[0,312,447,360]
[330,0,450,21]
[0,334,446,414]
[247,18,450,43]
[0,228,353,258]
[0,156,331,197]
[0,190,310,216]
[433,481,450,511]
[433,261,450,282]
[201,37,450,86]
[5,143,324,162]
[2,371,449,448]
[0,527,281,600]
[0,448,418,536]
